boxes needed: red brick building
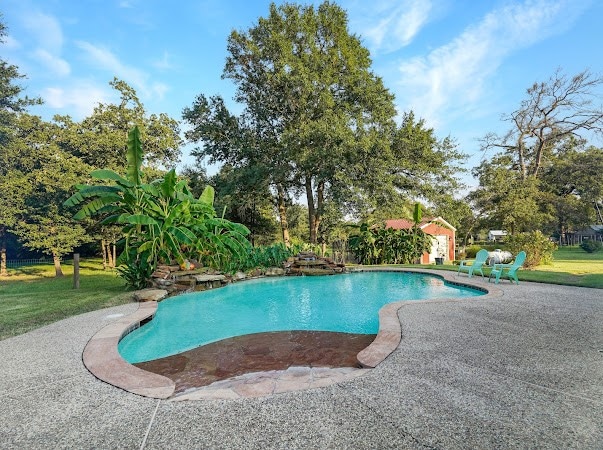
[385,217,456,264]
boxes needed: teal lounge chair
[488,251,526,284]
[457,249,489,278]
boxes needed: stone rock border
[82,268,501,399]
[82,301,175,399]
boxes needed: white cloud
[19,10,71,78]
[43,82,111,119]
[2,35,20,50]
[75,40,167,100]
[22,11,64,54]
[394,0,590,128]
[151,82,169,100]
[152,51,174,70]
[353,0,432,54]
[33,49,70,77]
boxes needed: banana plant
[65,126,251,286]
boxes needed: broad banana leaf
[126,126,143,185]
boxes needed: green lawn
[0,259,132,340]
[415,246,603,289]
[518,246,603,288]
[0,247,601,341]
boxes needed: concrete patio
[1,275,601,449]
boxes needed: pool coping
[82,268,502,400]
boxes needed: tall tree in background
[55,78,182,172]
[356,112,466,215]
[10,114,92,276]
[185,1,398,244]
[540,141,603,238]
[472,69,603,234]
[0,16,42,275]
[209,165,279,245]
[481,69,603,179]
[183,94,295,243]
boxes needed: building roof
[385,217,456,232]
[488,230,508,236]
[574,225,603,234]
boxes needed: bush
[116,257,153,290]
[246,242,298,269]
[580,240,603,253]
[464,245,483,259]
[506,231,557,268]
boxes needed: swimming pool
[119,271,483,363]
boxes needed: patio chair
[488,251,526,284]
[457,249,489,278]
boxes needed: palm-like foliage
[65,126,251,287]
[349,223,433,265]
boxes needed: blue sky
[3,0,603,186]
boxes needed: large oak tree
[184,1,397,244]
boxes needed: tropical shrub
[65,126,251,287]
[115,258,153,290]
[348,223,433,265]
[506,230,557,268]
[246,242,298,269]
[580,240,603,253]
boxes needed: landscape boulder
[133,288,168,302]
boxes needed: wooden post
[73,253,80,289]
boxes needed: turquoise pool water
[119,271,483,363]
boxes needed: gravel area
[1,275,601,449]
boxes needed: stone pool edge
[355,268,502,368]
[82,268,501,400]
[82,301,176,399]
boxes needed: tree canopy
[55,78,182,172]
[0,26,183,275]
[471,69,603,236]
[184,1,465,245]
[0,16,42,275]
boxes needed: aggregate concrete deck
[1,272,601,449]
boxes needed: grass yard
[519,246,603,288]
[420,246,603,288]
[0,259,131,340]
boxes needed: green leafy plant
[65,126,251,287]
[579,240,603,253]
[246,242,297,269]
[115,258,153,290]
[348,222,432,265]
[506,230,557,268]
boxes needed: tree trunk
[595,201,603,224]
[106,241,114,269]
[313,180,324,245]
[101,239,107,270]
[53,253,64,277]
[305,176,317,244]
[276,183,290,246]
[307,177,324,245]
[112,241,116,268]
[0,231,7,277]
[1,245,7,277]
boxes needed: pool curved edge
[82,301,175,399]
[82,269,501,399]
[355,267,502,368]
